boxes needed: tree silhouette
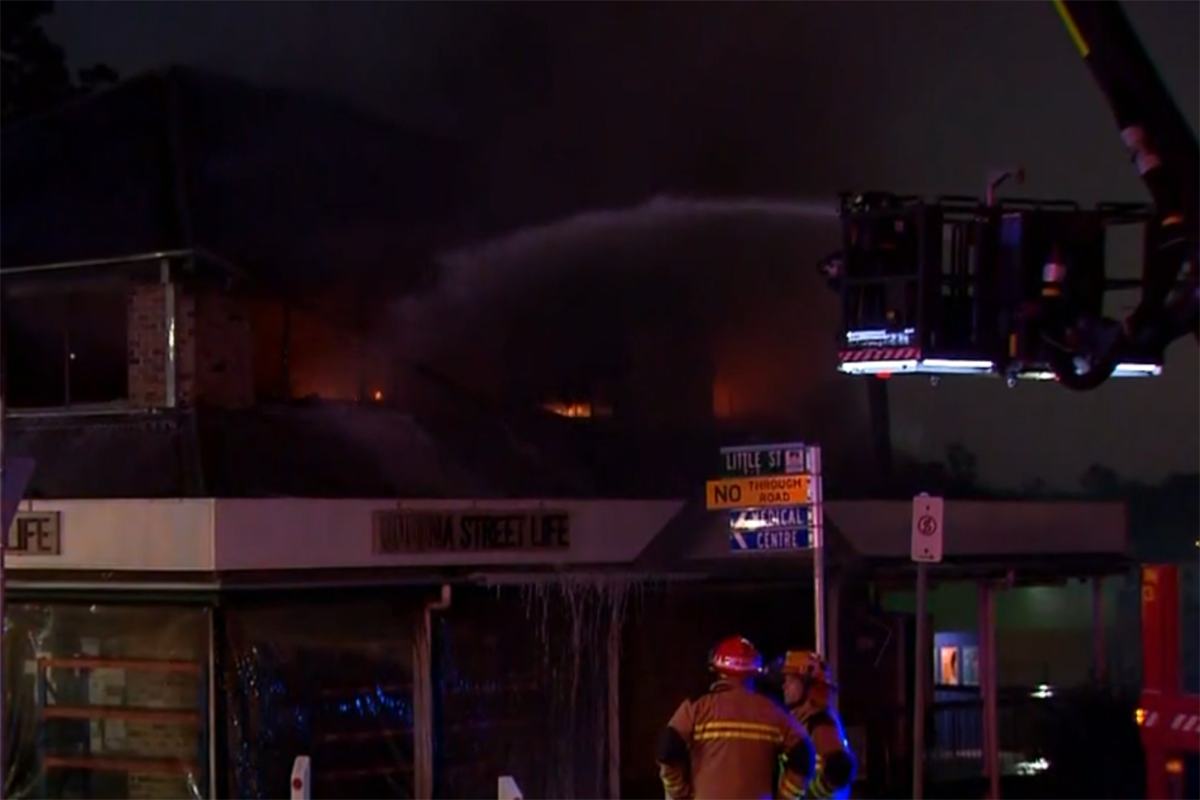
[945,442,978,490]
[875,443,985,499]
[1020,476,1050,497]
[1,1,118,125]
[1079,463,1124,498]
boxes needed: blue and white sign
[728,506,812,551]
[708,441,827,656]
[712,442,822,555]
[729,528,811,551]
[720,442,810,478]
[729,505,811,533]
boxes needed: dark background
[42,0,1200,489]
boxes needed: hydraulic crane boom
[825,0,1197,391]
[1053,0,1198,368]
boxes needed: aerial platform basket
[822,188,1166,390]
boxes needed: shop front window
[221,602,416,800]
[3,604,210,800]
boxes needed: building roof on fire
[3,403,600,500]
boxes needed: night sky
[49,1,1199,489]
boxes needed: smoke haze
[388,196,873,461]
[50,0,1200,488]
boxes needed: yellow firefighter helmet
[780,650,837,691]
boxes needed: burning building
[0,66,1135,800]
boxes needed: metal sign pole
[711,441,822,651]
[810,445,826,656]
[0,336,7,800]
[982,582,1001,800]
[909,493,945,800]
[912,561,928,800]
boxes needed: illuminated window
[542,401,592,419]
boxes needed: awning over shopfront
[3,494,1129,591]
[631,496,1130,583]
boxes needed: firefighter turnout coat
[790,704,855,800]
[657,680,816,800]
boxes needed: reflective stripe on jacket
[659,680,812,800]
[793,705,852,800]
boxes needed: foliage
[1079,463,1124,498]
[945,442,977,488]
[1020,476,1050,496]
[1059,464,1199,557]
[1,1,118,125]
[847,442,987,499]
[839,439,1199,559]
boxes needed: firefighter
[778,650,857,799]
[656,635,816,800]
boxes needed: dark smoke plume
[386,196,875,465]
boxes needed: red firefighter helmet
[709,636,764,677]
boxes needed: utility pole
[0,269,8,800]
[867,378,894,480]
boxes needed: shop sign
[372,510,570,554]
[6,511,62,556]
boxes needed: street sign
[705,474,810,510]
[729,527,811,551]
[706,442,827,661]
[729,505,812,552]
[1,457,36,539]
[910,493,945,563]
[729,505,811,532]
[719,442,809,478]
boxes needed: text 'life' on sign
[6,511,62,556]
[705,475,811,511]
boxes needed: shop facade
[2,497,682,799]
[2,495,1129,799]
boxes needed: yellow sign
[705,475,810,510]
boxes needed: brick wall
[128,281,255,409]
[127,283,170,407]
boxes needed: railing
[924,687,1053,784]
[844,685,1065,796]
[851,684,1149,797]
[34,655,209,799]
